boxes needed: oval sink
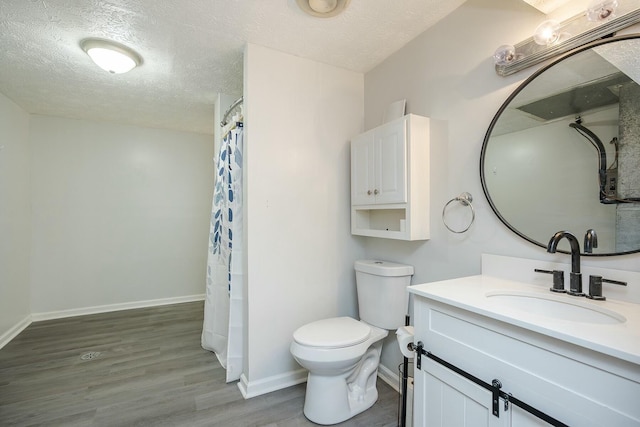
[485,291,626,324]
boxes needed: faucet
[584,229,598,253]
[547,231,584,296]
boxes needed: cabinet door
[510,406,548,427]
[375,118,407,204]
[351,131,375,205]
[415,359,510,427]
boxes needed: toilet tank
[355,260,414,329]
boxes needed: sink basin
[485,290,626,324]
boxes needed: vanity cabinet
[411,293,640,426]
[350,114,430,240]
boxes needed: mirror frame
[480,34,640,257]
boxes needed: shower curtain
[201,122,244,383]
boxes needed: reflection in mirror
[481,35,640,256]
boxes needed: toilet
[290,259,414,425]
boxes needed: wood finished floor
[0,302,400,426]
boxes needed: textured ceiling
[0,0,467,135]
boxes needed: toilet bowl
[290,260,414,425]
[291,317,388,424]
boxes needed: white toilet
[290,259,414,425]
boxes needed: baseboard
[237,363,402,400]
[238,369,308,399]
[378,363,401,392]
[0,314,32,350]
[31,294,205,322]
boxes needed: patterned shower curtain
[201,123,244,382]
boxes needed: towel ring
[442,192,475,234]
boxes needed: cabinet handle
[367,190,372,195]
[374,189,379,195]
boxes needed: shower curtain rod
[220,96,244,127]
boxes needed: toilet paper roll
[396,325,415,359]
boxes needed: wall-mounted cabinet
[350,114,430,240]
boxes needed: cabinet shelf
[352,207,407,238]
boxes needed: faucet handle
[587,275,605,300]
[534,268,565,293]
[586,275,627,301]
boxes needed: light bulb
[493,45,516,65]
[533,20,560,46]
[587,0,618,21]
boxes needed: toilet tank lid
[354,260,414,277]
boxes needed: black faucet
[547,231,584,296]
[584,229,598,253]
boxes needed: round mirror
[481,34,640,256]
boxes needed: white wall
[241,43,366,396]
[29,116,214,316]
[0,93,32,346]
[363,0,640,372]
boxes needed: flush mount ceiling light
[296,0,351,18]
[80,38,142,74]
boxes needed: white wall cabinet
[351,117,407,205]
[412,295,640,426]
[350,114,430,240]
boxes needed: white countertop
[409,275,640,365]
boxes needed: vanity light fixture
[80,38,142,74]
[493,0,640,76]
[295,0,351,18]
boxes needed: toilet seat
[293,317,370,348]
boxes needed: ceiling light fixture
[296,0,350,18]
[493,0,640,76]
[80,38,142,74]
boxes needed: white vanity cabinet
[410,283,640,427]
[350,114,430,240]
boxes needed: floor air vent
[80,351,102,360]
